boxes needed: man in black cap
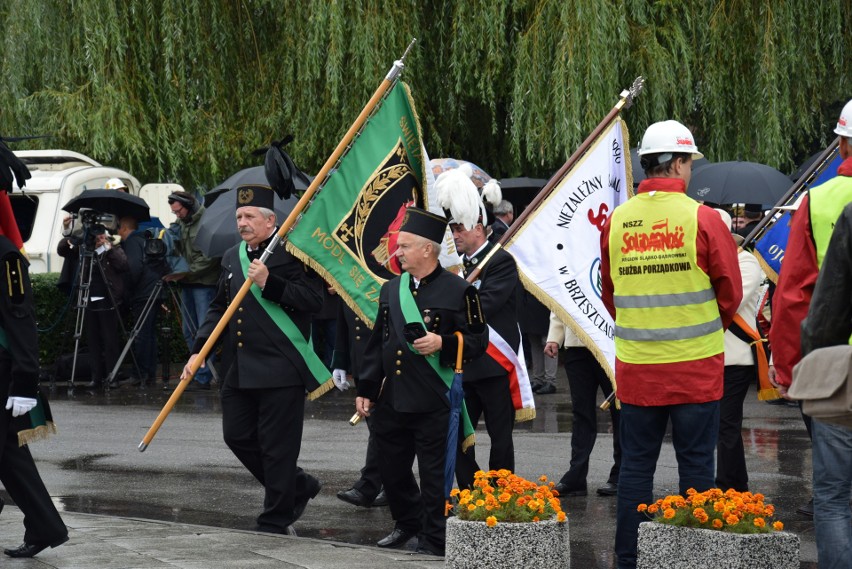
[355,207,488,557]
[182,185,325,535]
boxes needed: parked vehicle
[10,150,180,273]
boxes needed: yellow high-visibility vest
[808,176,852,268]
[609,191,723,364]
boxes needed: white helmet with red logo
[104,177,128,191]
[834,99,852,138]
[638,120,704,162]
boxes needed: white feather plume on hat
[436,166,483,231]
[480,179,502,208]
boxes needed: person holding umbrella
[355,207,488,557]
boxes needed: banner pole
[139,39,418,452]
[465,76,644,286]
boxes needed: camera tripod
[105,278,189,387]
[68,236,139,391]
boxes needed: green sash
[399,272,475,447]
[238,245,333,399]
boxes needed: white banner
[505,118,632,377]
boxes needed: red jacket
[769,157,852,387]
[600,178,742,406]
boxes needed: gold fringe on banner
[17,422,57,447]
[308,378,336,401]
[461,433,475,453]
[514,408,536,423]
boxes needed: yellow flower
[476,499,485,507]
[773,521,784,531]
[486,516,497,527]
[557,511,567,523]
[467,504,476,512]
[450,488,460,497]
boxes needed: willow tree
[0,0,850,188]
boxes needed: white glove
[6,396,37,418]
[332,369,352,391]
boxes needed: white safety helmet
[104,177,128,191]
[638,120,704,163]
[834,99,852,138]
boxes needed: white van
[10,150,181,273]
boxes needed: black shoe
[293,477,322,522]
[536,384,557,395]
[84,380,103,389]
[337,487,371,508]
[596,482,618,496]
[183,380,211,392]
[796,497,814,517]
[4,535,68,558]
[372,488,388,507]
[415,544,445,557]
[377,528,416,549]
[554,482,587,497]
[530,381,544,393]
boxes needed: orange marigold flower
[532,516,540,522]
[647,505,659,514]
[773,521,784,531]
[753,517,765,528]
[498,493,512,503]
[467,504,476,512]
[539,475,548,482]
[712,519,723,529]
[557,511,567,523]
[486,516,497,527]
[450,488,460,497]
[475,499,485,507]
[686,488,697,496]
[637,504,648,513]
[713,501,725,512]
[726,515,739,525]
[663,508,676,519]
[445,501,453,515]
[483,486,495,494]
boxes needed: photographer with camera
[165,191,220,391]
[57,212,128,389]
[117,215,161,388]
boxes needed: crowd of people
[1,100,851,567]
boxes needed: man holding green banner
[183,186,327,536]
[355,207,488,557]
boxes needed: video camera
[62,208,119,240]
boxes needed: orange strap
[732,314,779,401]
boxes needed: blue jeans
[180,285,216,384]
[615,401,719,569]
[811,419,852,569]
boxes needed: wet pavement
[9,368,819,567]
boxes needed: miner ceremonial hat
[399,207,448,244]
[235,185,275,211]
[435,163,502,230]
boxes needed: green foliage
[0,0,850,186]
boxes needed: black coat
[0,237,39,399]
[120,230,160,304]
[193,235,323,389]
[330,302,371,379]
[357,265,488,413]
[462,242,520,381]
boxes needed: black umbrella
[630,147,709,187]
[204,166,311,208]
[62,189,151,221]
[195,185,300,257]
[687,161,792,205]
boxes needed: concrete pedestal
[445,516,569,569]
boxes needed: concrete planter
[445,515,569,569]
[637,521,799,569]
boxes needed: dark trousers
[372,402,449,554]
[615,401,719,569]
[0,413,67,546]
[352,415,382,500]
[716,365,754,491]
[87,299,120,382]
[560,347,622,489]
[130,297,158,380]
[455,374,516,490]
[221,383,317,531]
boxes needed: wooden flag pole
[139,39,417,452]
[464,77,645,285]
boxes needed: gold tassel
[17,422,58,447]
[514,408,536,423]
[758,388,782,401]
[307,378,336,401]
[461,433,476,453]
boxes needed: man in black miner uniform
[183,185,324,535]
[332,302,388,508]
[0,220,68,556]
[355,207,488,557]
[441,168,519,490]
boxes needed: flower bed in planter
[637,521,799,569]
[446,515,569,569]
